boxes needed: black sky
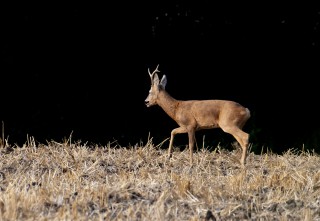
[2,2,320,152]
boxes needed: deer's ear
[159,75,167,89]
[153,73,159,85]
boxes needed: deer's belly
[197,124,218,130]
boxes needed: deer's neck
[157,90,180,119]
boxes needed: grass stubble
[0,136,320,221]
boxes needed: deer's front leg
[168,127,188,159]
[187,128,196,165]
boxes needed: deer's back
[178,100,250,129]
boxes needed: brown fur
[145,65,250,166]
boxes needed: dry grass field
[0,136,320,221]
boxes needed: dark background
[2,2,320,153]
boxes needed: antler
[148,64,160,83]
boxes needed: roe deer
[145,64,251,166]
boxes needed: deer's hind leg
[220,126,249,166]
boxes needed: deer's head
[145,64,167,107]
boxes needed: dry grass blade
[0,137,320,220]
